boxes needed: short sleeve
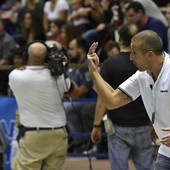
[118,71,141,101]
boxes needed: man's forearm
[90,70,116,109]
[93,97,106,126]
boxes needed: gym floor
[66,157,136,170]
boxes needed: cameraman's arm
[65,80,79,99]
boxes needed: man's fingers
[162,127,170,131]
[91,136,101,144]
[88,42,98,55]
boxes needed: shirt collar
[26,66,46,70]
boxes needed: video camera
[47,44,69,76]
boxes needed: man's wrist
[93,124,101,128]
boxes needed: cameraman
[8,41,78,170]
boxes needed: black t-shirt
[100,52,150,127]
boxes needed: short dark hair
[76,37,89,53]
[104,40,120,53]
[132,30,163,55]
[126,1,145,14]
[118,23,139,47]
[51,19,65,29]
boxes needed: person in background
[10,46,25,170]
[165,4,170,54]
[0,19,17,65]
[9,40,78,169]
[122,0,168,27]
[91,23,154,170]
[0,19,17,95]
[20,9,46,45]
[64,37,97,152]
[43,0,69,33]
[12,47,25,68]
[87,30,170,170]
[103,40,120,58]
[46,19,65,45]
[61,23,78,48]
[125,1,168,52]
[0,0,20,35]
[17,0,44,30]
[68,0,91,35]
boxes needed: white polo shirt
[119,52,170,158]
[9,66,71,128]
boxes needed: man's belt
[24,126,65,131]
[17,125,65,142]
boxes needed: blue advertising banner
[0,97,18,170]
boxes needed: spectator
[0,19,17,95]
[82,0,112,46]
[64,37,97,152]
[125,1,168,52]
[43,0,69,33]
[21,9,46,45]
[165,4,170,54]
[12,47,25,68]
[46,19,65,46]
[68,0,91,35]
[17,0,44,29]
[61,23,78,48]
[91,23,154,170]
[0,0,20,35]
[122,0,168,27]
[104,40,120,58]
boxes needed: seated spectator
[20,9,46,45]
[64,37,97,152]
[104,40,120,58]
[0,0,20,35]
[61,23,79,48]
[165,4,170,54]
[68,0,91,35]
[0,19,17,65]
[17,0,44,28]
[43,0,69,33]
[46,19,65,46]
[82,0,111,46]
[12,47,25,68]
[0,19,18,95]
[125,1,168,52]
[122,0,168,26]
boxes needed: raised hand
[87,42,99,73]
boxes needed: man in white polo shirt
[9,41,78,170]
[87,30,170,170]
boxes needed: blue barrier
[68,132,107,138]
[0,97,17,170]
[0,97,108,169]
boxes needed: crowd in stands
[0,0,170,156]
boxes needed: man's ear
[147,51,154,59]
